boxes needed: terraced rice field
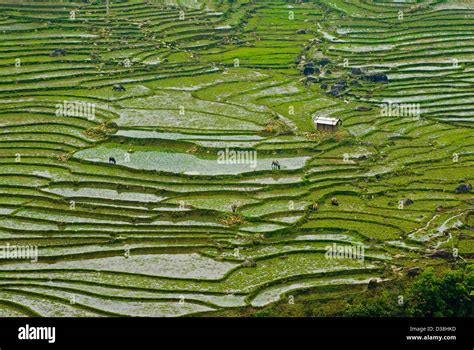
[0,0,472,317]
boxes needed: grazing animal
[112,84,126,92]
[368,279,378,289]
[109,157,116,164]
[271,160,281,170]
[455,183,472,194]
[242,258,257,268]
[331,197,339,206]
[50,48,67,57]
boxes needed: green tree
[409,267,473,317]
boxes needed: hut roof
[313,116,342,126]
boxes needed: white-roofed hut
[313,116,342,132]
